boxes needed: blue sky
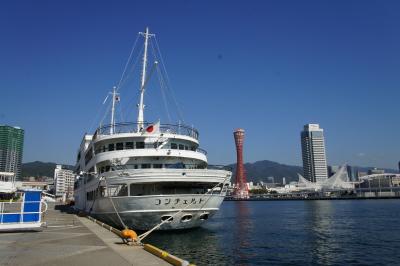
[1,0,399,168]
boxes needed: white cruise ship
[74,28,231,230]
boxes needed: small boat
[0,190,47,232]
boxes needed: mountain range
[21,160,397,183]
[21,161,74,179]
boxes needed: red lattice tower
[234,128,249,199]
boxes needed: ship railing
[94,143,207,155]
[94,122,199,140]
[99,163,231,172]
[0,191,47,229]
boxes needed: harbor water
[146,200,400,265]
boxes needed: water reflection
[144,200,400,265]
[232,201,254,265]
[305,201,338,265]
[145,226,226,264]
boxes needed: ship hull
[86,194,225,230]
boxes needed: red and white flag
[144,121,160,134]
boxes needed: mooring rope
[104,177,128,229]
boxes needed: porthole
[161,215,173,223]
[181,214,192,222]
[199,213,209,220]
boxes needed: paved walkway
[0,203,169,266]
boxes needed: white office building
[301,124,328,183]
[54,165,75,198]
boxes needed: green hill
[22,161,74,179]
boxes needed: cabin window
[105,166,111,172]
[178,144,184,150]
[116,142,124,150]
[108,184,128,197]
[191,146,196,151]
[136,142,145,149]
[185,146,189,150]
[108,143,115,151]
[100,167,105,173]
[141,164,151,169]
[126,142,134,149]
[153,164,162,169]
[102,146,106,152]
[134,165,138,169]
[130,184,144,196]
[171,143,177,149]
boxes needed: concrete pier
[0,203,170,266]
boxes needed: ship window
[130,184,145,196]
[126,142,134,149]
[108,143,114,151]
[178,144,184,150]
[136,142,145,149]
[100,167,104,173]
[116,142,124,150]
[105,166,110,172]
[191,146,196,151]
[141,164,151,169]
[108,184,128,197]
[153,164,162,169]
[171,143,177,149]
[102,146,106,152]
[185,146,189,150]
[134,165,138,169]
[181,214,192,222]
[161,216,173,222]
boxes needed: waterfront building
[233,128,249,198]
[358,171,367,178]
[347,165,358,181]
[301,124,328,183]
[54,165,75,198]
[328,165,340,177]
[0,125,24,181]
[368,168,385,175]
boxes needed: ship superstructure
[74,27,231,230]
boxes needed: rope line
[154,36,185,122]
[116,34,140,92]
[104,177,128,229]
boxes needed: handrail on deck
[94,122,199,140]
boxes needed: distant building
[347,165,358,181]
[368,168,385,175]
[301,124,328,183]
[358,171,367,178]
[282,177,286,185]
[54,165,75,198]
[328,165,340,177]
[0,125,24,181]
[398,161,400,173]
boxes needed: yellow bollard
[121,229,138,241]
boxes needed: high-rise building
[233,128,249,199]
[0,125,24,181]
[301,124,328,183]
[54,165,75,198]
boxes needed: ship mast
[110,86,118,135]
[137,27,154,132]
